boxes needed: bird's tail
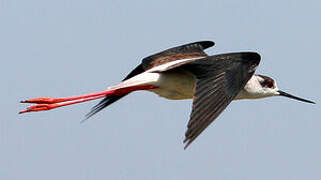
[81,84,158,122]
[83,94,128,121]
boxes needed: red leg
[19,85,157,114]
[20,90,118,104]
[19,95,106,114]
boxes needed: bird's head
[251,74,315,104]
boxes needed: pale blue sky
[1,0,320,179]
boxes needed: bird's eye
[266,81,274,88]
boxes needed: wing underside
[179,52,261,149]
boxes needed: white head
[242,74,315,104]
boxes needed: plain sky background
[1,0,320,179]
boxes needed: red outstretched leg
[19,85,157,114]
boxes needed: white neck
[235,75,279,100]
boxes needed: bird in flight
[19,41,315,149]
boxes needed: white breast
[235,75,260,100]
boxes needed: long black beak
[277,90,315,104]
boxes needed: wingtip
[183,138,191,150]
[183,142,192,150]
[80,118,88,124]
[198,41,215,49]
[80,115,91,124]
[243,52,261,61]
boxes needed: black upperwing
[85,41,215,119]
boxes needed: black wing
[85,41,215,119]
[181,52,261,149]
[141,41,214,70]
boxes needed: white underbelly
[150,70,196,100]
[110,69,196,100]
